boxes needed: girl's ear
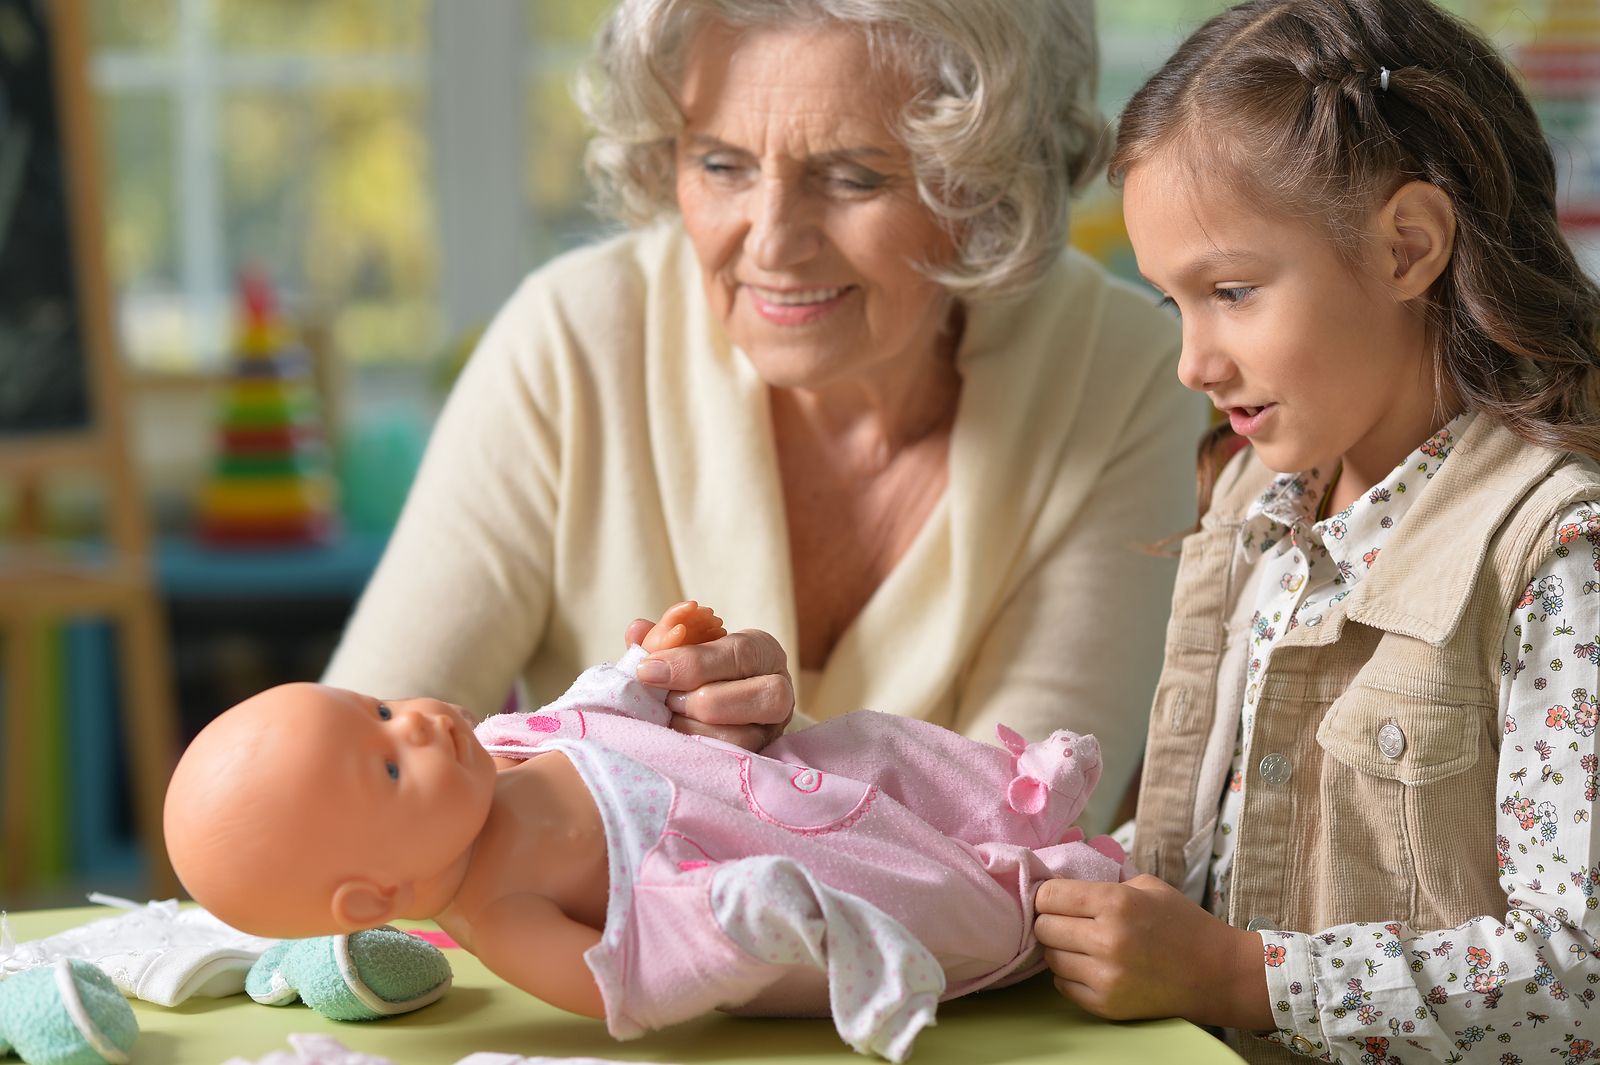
[1380,180,1457,300]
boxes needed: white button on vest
[1377,722,1407,759]
[1259,752,1293,785]
[1246,916,1277,932]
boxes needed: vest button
[1259,752,1293,785]
[1377,722,1406,759]
[1246,916,1277,932]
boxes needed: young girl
[1033,0,1600,1061]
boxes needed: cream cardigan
[323,221,1204,831]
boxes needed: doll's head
[164,683,496,937]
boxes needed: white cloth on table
[0,895,276,1006]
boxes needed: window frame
[91,0,533,372]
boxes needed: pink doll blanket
[474,646,1124,1061]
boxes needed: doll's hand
[639,600,727,651]
[622,621,794,751]
[1033,874,1273,1030]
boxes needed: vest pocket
[1313,689,1494,925]
[1315,688,1483,786]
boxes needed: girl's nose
[1175,325,1236,395]
[746,176,819,271]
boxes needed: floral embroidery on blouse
[1208,413,1600,1062]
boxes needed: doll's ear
[994,723,1028,757]
[1006,777,1048,815]
[331,879,402,930]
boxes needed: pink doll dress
[474,646,1124,1062]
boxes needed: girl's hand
[624,619,794,750]
[1033,874,1274,1031]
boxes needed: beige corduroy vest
[1131,417,1600,1065]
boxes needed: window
[91,0,435,371]
[523,0,615,263]
[90,0,1600,375]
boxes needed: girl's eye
[1157,295,1179,317]
[386,760,400,781]
[377,704,392,721]
[1214,286,1256,305]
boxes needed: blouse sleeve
[1253,501,1600,1062]
[320,276,562,718]
[951,341,1201,835]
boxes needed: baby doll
[164,603,1125,1062]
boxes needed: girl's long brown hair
[1114,0,1600,521]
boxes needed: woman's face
[674,21,956,391]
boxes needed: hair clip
[1379,67,1390,92]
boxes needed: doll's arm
[640,600,726,651]
[468,893,605,1019]
[478,604,728,758]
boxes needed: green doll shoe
[0,959,138,1065]
[245,927,452,1021]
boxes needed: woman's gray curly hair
[577,0,1103,301]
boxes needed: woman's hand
[625,619,794,750]
[1033,874,1274,1031]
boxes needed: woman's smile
[745,284,855,325]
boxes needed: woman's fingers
[665,677,793,749]
[623,617,653,647]
[667,716,786,751]
[664,673,793,726]
[640,630,791,698]
[632,627,794,749]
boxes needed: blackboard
[0,0,91,435]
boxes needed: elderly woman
[322,0,1203,832]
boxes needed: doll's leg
[709,855,942,1063]
[761,711,1097,848]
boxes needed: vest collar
[1340,416,1561,645]
[1212,416,1562,649]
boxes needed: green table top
[5,907,1244,1064]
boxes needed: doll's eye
[377,704,392,720]
[386,760,400,781]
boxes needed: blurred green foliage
[82,0,1554,370]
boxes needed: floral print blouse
[1208,413,1600,1063]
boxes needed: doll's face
[167,682,499,935]
[294,687,498,877]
